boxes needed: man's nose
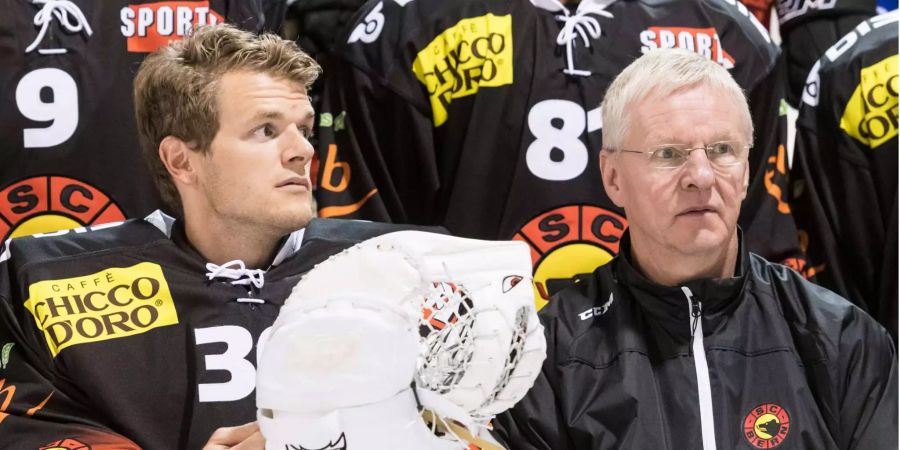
[680,148,715,190]
[281,125,313,168]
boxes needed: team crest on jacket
[743,403,791,448]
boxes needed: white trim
[682,286,717,450]
[144,209,175,237]
[0,239,10,263]
[271,228,305,267]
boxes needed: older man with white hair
[491,48,897,450]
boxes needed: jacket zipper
[681,286,717,450]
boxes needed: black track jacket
[493,233,897,450]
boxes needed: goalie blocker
[255,231,547,450]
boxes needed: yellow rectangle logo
[24,262,179,357]
[840,54,898,148]
[412,14,513,126]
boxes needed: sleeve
[836,310,897,450]
[789,46,896,338]
[0,245,141,449]
[313,54,440,225]
[788,66,849,291]
[490,312,574,450]
[739,54,805,266]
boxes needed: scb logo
[0,175,126,242]
[513,205,627,310]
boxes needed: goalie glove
[255,231,546,450]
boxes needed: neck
[630,231,739,287]
[183,212,282,269]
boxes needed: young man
[492,49,897,449]
[0,24,414,449]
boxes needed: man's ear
[600,150,625,208]
[159,136,197,186]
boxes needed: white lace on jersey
[531,0,615,76]
[144,210,306,305]
[25,0,93,55]
[205,260,267,304]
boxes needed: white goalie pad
[256,231,546,449]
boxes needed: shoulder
[302,218,446,246]
[334,0,512,73]
[619,0,778,85]
[539,264,627,366]
[4,219,169,268]
[801,12,898,109]
[748,254,891,359]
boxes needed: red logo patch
[743,403,791,448]
[0,176,126,242]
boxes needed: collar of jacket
[611,229,750,331]
[164,216,303,272]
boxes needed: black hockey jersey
[789,11,898,339]
[0,213,420,449]
[314,0,803,309]
[0,1,284,243]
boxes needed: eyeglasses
[611,141,750,170]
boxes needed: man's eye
[254,124,276,139]
[653,146,679,159]
[300,127,314,139]
[709,142,734,155]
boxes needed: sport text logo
[24,262,179,357]
[640,27,735,69]
[120,1,223,53]
[412,14,513,126]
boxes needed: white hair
[600,48,754,151]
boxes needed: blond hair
[600,48,753,151]
[134,23,321,214]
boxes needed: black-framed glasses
[612,141,750,170]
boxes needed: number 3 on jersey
[195,325,272,402]
[15,68,79,148]
[526,99,601,181]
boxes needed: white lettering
[639,30,656,52]
[120,7,135,37]
[195,325,273,403]
[157,6,174,36]
[137,8,154,37]
[195,326,256,402]
[176,7,193,36]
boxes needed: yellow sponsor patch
[840,54,899,148]
[24,262,178,357]
[412,14,513,126]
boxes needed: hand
[202,421,265,450]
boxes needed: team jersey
[789,11,898,339]
[0,213,422,449]
[0,1,283,243]
[314,0,803,308]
